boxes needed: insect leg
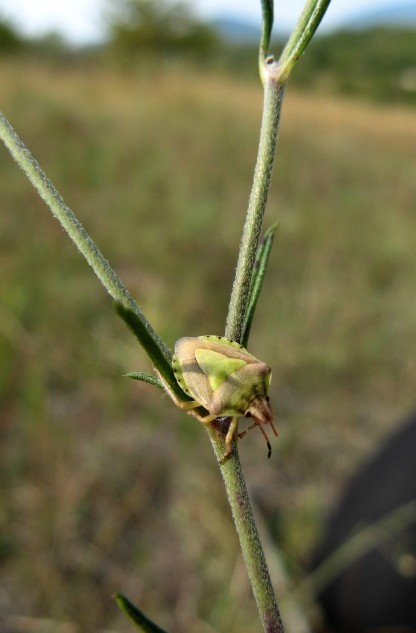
[219,417,239,464]
[154,367,199,409]
[238,420,258,439]
[239,420,273,459]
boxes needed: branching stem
[0,3,333,633]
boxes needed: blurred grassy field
[0,58,415,632]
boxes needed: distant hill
[343,2,416,29]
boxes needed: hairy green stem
[221,24,287,633]
[220,0,335,628]
[225,0,332,344]
[225,66,284,344]
[207,423,285,633]
[0,112,172,370]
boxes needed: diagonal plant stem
[0,112,175,384]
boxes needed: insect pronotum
[158,335,277,463]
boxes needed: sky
[0,0,399,44]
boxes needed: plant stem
[0,112,172,370]
[207,423,285,633]
[226,0,332,346]
[225,64,284,344]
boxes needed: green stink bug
[160,335,277,462]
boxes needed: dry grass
[0,58,415,632]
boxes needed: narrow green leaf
[260,0,274,55]
[241,223,278,348]
[125,372,163,389]
[278,0,332,80]
[114,593,170,633]
[115,302,191,403]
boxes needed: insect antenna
[238,419,274,458]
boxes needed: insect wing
[174,335,271,418]
[173,337,214,408]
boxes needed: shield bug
[160,335,277,463]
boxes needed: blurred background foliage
[105,0,218,59]
[1,0,416,104]
[0,1,415,631]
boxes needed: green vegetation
[290,27,416,105]
[212,27,416,106]
[0,16,75,60]
[1,57,415,632]
[1,5,416,106]
[0,17,24,53]
[105,0,218,61]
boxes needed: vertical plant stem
[225,71,284,344]
[219,52,288,633]
[207,423,285,633]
